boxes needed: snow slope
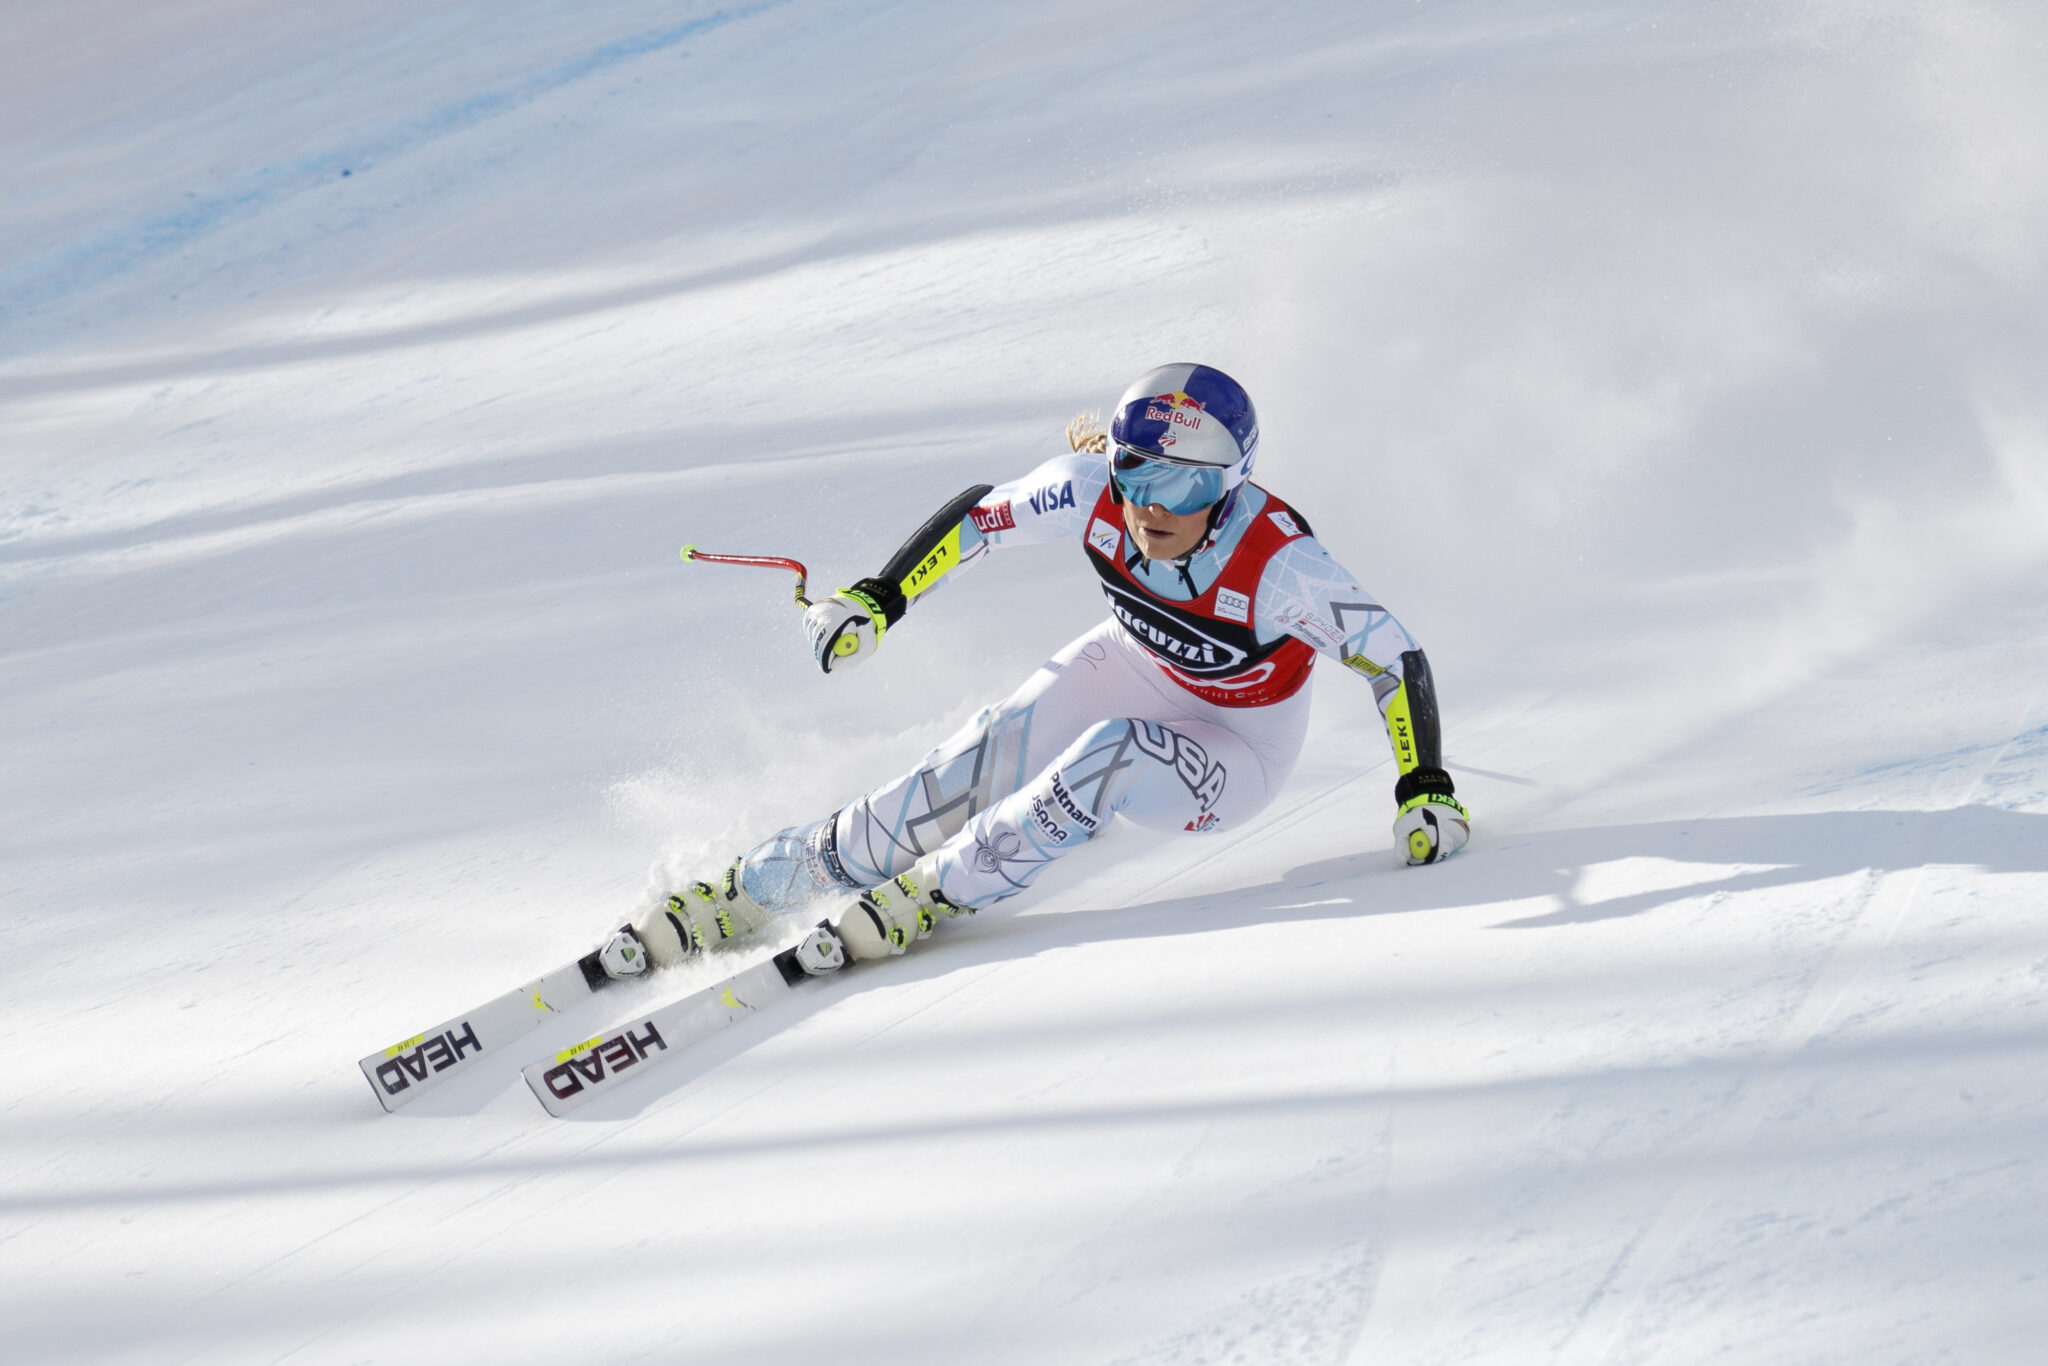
[4,2,2047,1361]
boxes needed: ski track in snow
[1547,694,2045,1366]
[5,2,2048,1364]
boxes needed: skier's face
[1123,499,1209,560]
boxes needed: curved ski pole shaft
[680,544,812,608]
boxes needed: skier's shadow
[554,803,2047,1121]
[1063,802,2048,941]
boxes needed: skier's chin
[1132,529,1177,558]
[1125,508,1206,560]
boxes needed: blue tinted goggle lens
[1111,447,1224,515]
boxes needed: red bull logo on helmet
[1144,390,1207,430]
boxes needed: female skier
[597,363,1469,981]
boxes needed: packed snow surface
[5,2,2047,1362]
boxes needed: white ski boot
[832,853,974,961]
[594,857,776,980]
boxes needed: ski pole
[680,544,812,608]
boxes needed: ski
[522,945,823,1116]
[359,953,609,1112]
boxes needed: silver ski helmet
[1107,363,1259,521]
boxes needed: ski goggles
[1110,445,1227,515]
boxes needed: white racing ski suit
[739,450,1458,914]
